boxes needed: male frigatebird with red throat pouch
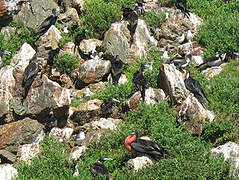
[124,132,172,160]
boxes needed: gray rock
[108,74,128,85]
[0,150,16,164]
[79,39,102,55]
[202,63,228,80]
[70,146,87,160]
[91,118,121,130]
[0,164,18,180]
[77,59,111,84]
[103,19,157,65]
[49,127,74,142]
[127,156,153,172]
[0,118,44,153]
[158,64,188,105]
[58,8,81,28]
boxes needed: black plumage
[135,0,145,16]
[196,53,227,71]
[22,58,39,103]
[175,0,190,17]
[121,6,134,21]
[127,11,138,47]
[90,157,112,180]
[0,48,10,57]
[170,55,191,70]
[74,29,87,53]
[184,71,210,105]
[101,97,120,118]
[130,132,172,160]
[34,8,59,36]
[48,48,61,65]
[133,64,147,102]
[111,56,123,86]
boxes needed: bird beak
[3,50,11,55]
[103,158,113,161]
[112,98,120,103]
[131,132,136,135]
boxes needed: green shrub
[141,11,165,29]
[53,53,80,73]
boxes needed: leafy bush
[53,53,80,73]
[141,11,165,29]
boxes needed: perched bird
[48,48,61,65]
[175,33,185,44]
[44,109,57,132]
[196,53,227,71]
[74,29,87,53]
[110,55,124,86]
[90,46,100,60]
[126,11,138,47]
[186,28,193,42]
[161,50,170,63]
[165,12,169,21]
[175,0,190,18]
[170,54,191,70]
[133,64,148,102]
[125,132,172,160]
[63,26,69,33]
[34,8,59,36]
[74,127,87,145]
[100,97,120,118]
[144,62,153,71]
[121,6,134,21]
[90,157,113,180]
[135,0,145,16]
[84,87,94,100]
[184,70,210,105]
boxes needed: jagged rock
[70,146,87,160]
[0,164,18,180]
[69,99,102,125]
[10,43,36,69]
[60,74,74,88]
[179,94,215,135]
[35,25,62,58]
[77,59,111,84]
[0,150,16,164]
[14,0,58,29]
[123,87,166,111]
[103,19,157,65]
[88,82,107,93]
[158,64,188,105]
[127,156,153,172]
[0,118,44,153]
[63,42,81,57]
[79,39,102,55]
[17,144,42,164]
[202,63,228,80]
[91,118,121,130]
[58,8,81,26]
[49,127,74,142]
[108,74,128,85]
[81,129,108,147]
[72,0,85,10]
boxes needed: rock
[58,8,81,27]
[17,144,42,164]
[63,42,80,57]
[179,94,215,135]
[158,64,188,105]
[92,118,121,130]
[10,43,36,69]
[72,0,84,9]
[49,127,74,142]
[127,156,153,172]
[202,63,228,80]
[79,39,102,55]
[77,59,111,84]
[88,82,107,93]
[0,164,18,180]
[70,99,102,125]
[123,87,166,111]
[14,0,58,29]
[103,19,157,65]
[0,150,16,163]
[35,25,62,58]
[59,74,74,88]
[0,118,44,153]
[108,74,128,85]
[70,146,87,160]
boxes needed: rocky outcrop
[179,94,215,135]
[91,118,121,130]
[79,39,103,55]
[0,164,18,180]
[17,144,42,164]
[58,8,81,27]
[0,118,44,153]
[202,63,228,80]
[49,127,74,142]
[127,156,153,172]
[103,19,157,65]
[158,64,188,105]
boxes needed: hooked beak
[112,98,120,103]
[103,158,113,161]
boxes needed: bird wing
[22,62,38,86]
[133,72,147,86]
[90,163,108,176]
[35,15,55,34]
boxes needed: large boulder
[0,164,18,180]
[103,19,157,65]
[127,156,153,172]
[79,39,103,55]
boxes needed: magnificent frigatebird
[90,157,113,180]
[22,57,41,103]
[127,11,138,47]
[100,97,120,118]
[175,0,190,18]
[133,64,147,102]
[121,6,134,21]
[196,53,227,71]
[74,29,87,53]
[125,132,172,160]
[170,54,191,70]
[34,8,60,36]
[110,55,124,86]
[184,70,210,105]
[48,47,61,65]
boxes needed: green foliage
[53,53,80,73]
[17,136,74,179]
[141,11,165,29]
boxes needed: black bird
[184,70,210,105]
[170,54,191,70]
[74,29,87,53]
[135,0,146,16]
[0,48,11,57]
[48,48,61,65]
[125,132,172,160]
[196,53,227,71]
[126,11,138,47]
[21,57,40,103]
[100,97,120,118]
[44,109,57,132]
[175,0,190,18]
[121,6,134,21]
[133,64,147,102]
[90,157,113,180]
[110,56,123,86]
[34,8,59,36]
